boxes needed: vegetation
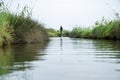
[46,28,59,37]
[9,12,48,44]
[46,14,120,40]
[46,28,70,37]
[46,17,120,41]
[0,2,48,46]
[1,0,119,46]
[62,30,70,37]
[69,27,92,38]
[45,15,120,40]
[70,16,120,40]
[0,3,12,46]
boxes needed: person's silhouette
[60,26,63,37]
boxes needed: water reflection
[0,41,48,75]
[0,38,120,80]
[94,40,120,51]
[71,38,120,73]
[93,40,120,60]
[93,40,120,73]
[60,37,63,51]
[0,46,13,75]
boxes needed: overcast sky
[3,0,120,30]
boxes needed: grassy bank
[46,17,120,40]
[9,13,48,44]
[0,12,12,46]
[69,27,92,38]
[70,18,120,40]
[46,28,70,37]
[0,2,48,46]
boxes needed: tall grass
[69,27,92,38]
[0,12,13,46]
[92,18,120,39]
[70,17,120,40]
[0,2,48,46]
[46,28,59,37]
[46,28,70,37]
[9,12,48,43]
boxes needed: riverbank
[46,17,120,40]
[46,28,70,37]
[0,3,48,47]
[70,18,120,40]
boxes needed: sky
[2,0,120,30]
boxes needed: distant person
[60,25,63,37]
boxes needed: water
[0,37,120,80]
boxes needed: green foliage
[70,17,120,40]
[80,28,92,38]
[109,20,120,39]
[46,28,70,37]
[92,19,120,39]
[46,28,59,37]
[62,30,70,37]
[8,13,48,43]
[0,12,13,46]
[69,27,92,38]
[7,6,48,43]
[0,2,15,46]
[69,27,82,38]
[0,2,48,46]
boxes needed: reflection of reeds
[0,46,13,75]
[93,40,120,63]
[0,40,49,76]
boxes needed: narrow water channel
[0,37,120,80]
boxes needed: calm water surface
[0,37,120,80]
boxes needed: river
[0,37,120,80]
